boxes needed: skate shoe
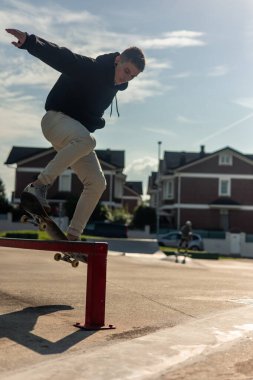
[23,183,51,212]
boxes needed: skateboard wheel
[20,215,29,223]
[54,253,62,261]
[71,260,79,268]
[39,222,47,231]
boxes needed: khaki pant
[39,111,106,238]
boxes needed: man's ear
[115,55,121,65]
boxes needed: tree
[90,203,111,222]
[0,178,11,213]
[131,205,156,231]
[107,207,132,225]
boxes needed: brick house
[148,146,253,233]
[5,146,142,215]
[122,181,143,213]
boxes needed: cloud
[198,112,253,144]
[207,65,229,77]
[0,97,44,144]
[146,57,172,70]
[1,0,100,39]
[0,60,57,91]
[142,127,177,137]
[125,156,158,195]
[172,71,192,79]
[176,115,201,124]
[138,30,206,49]
[234,97,253,110]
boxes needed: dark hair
[120,46,145,72]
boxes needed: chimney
[200,145,205,157]
[180,151,186,166]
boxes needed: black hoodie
[21,34,128,132]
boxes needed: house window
[163,179,174,199]
[219,152,233,166]
[114,177,124,198]
[219,178,231,196]
[59,171,71,192]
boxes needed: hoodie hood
[96,52,128,91]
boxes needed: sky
[1,0,253,200]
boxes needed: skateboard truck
[20,191,88,268]
[20,214,47,231]
[54,252,80,268]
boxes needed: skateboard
[175,247,189,264]
[20,191,87,267]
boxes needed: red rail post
[74,242,115,330]
[0,238,115,330]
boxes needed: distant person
[175,220,193,264]
[6,28,145,241]
[178,220,192,250]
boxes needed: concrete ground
[1,241,253,379]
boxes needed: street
[1,245,253,379]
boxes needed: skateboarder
[175,220,192,264]
[6,28,145,241]
[178,220,192,250]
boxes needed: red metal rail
[0,238,115,330]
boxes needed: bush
[131,205,156,231]
[12,205,24,222]
[90,203,111,222]
[5,232,38,239]
[0,178,12,213]
[107,207,131,225]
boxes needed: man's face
[114,56,141,85]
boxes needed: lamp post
[156,141,162,237]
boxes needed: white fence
[203,232,253,258]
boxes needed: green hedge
[5,232,38,239]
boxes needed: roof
[96,149,124,168]
[4,146,52,165]
[163,146,253,172]
[164,151,208,171]
[5,146,125,168]
[125,181,143,195]
[209,197,240,206]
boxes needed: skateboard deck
[20,191,87,267]
[175,248,188,264]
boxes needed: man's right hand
[5,29,27,47]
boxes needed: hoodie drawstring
[110,95,120,117]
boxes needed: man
[175,220,192,264]
[178,220,192,250]
[6,28,145,241]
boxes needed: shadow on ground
[0,305,96,354]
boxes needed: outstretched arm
[5,28,94,77]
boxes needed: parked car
[158,231,204,251]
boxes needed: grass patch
[159,246,219,260]
[0,230,88,240]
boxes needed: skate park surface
[1,240,253,379]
